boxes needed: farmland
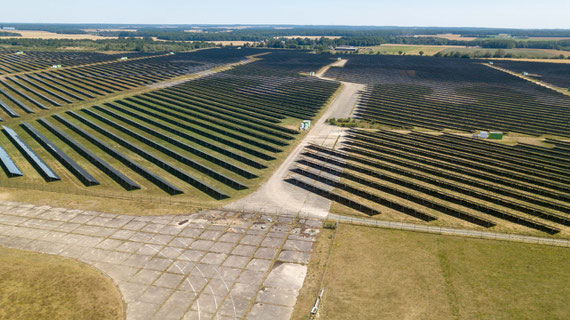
[358,44,465,56]
[0,48,340,211]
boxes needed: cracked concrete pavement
[0,201,322,320]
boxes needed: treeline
[0,38,216,52]
[434,49,569,60]
[0,31,21,37]
[262,36,570,51]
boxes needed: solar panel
[2,125,59,181]
[0,142,22,177]
[21,122,99,186]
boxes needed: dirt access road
[224,60,364,219]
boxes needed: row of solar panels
[0,116,239,199]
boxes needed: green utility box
[489,131,503,140]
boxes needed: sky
[1,0,569,29]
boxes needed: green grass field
[0,247,124,320]
[293,224,570,320]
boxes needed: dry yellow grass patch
[414,33,478,41]
[0,247,124,320]
[294,224,570,320]
[82,29,137,32]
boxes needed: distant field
[293,224,570,320]
[413,33,478,41]
[359,44,466,56]
[283,35,342,40]
[0,30,117,40]
[0,247,124,320]
[82,28,137,32]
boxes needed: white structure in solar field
[334,45,359,52]
[119,57,128,61]
[51,65,62,69]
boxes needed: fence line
[327,214,570,248]
[1,180,568,247]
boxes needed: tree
[398,50,403,55]
[419,51,424,56]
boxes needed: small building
[299,120,312,131]
[51,64,62,69]
[522,72,529,76]
[489,131,503,140]
[119,57,128,61]
[309,72,315,76]
[479,131,489,139]
[334,45,359,52]
[2,27,15,30]
[15,51,24,55]
[489,61,494,65]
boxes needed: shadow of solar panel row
[136,93,296,141]
[292,165,438,222]
[350,129,570,182]
[300,144,563,234]
[0,79,47,110]
[91,105,260,176]
[407,131,570,170]
[102,103,268,168]
[15,75,73,104]
[284,177,380,216]
[110,101,276,161]
[53,114,183,196]
[125,96,289,148]
[0,87,34,114]
[80,108,251,188]
[2,125,59,182]
[144,89,293,132]
[302,156,568,230]
[344,134,570,197]
[27,74,85,101]
[67,110,231,198]
[20,122,99,186]
[303,146,570,225]
[37,118,140,191]
[36,73,96,98]
[6,77,61,106]
[71,109,240,198]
